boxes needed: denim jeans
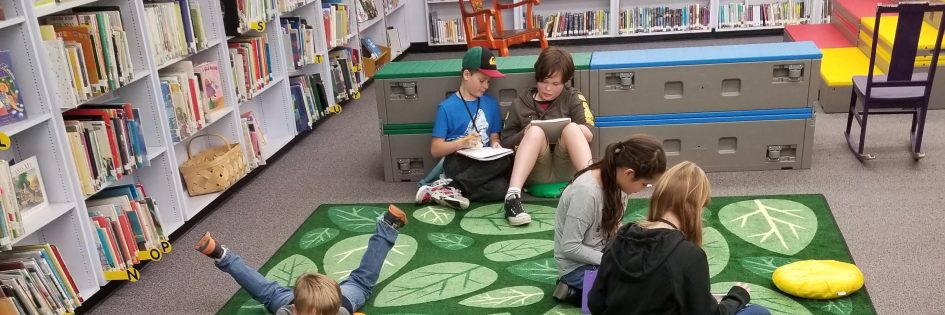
[216,220,399,313]
[736,304,771,315]
[560,264,598,290]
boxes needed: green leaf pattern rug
[217,194,875,315]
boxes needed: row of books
[239,112,268,170]
[86,184,166,274]
[223,0,276,35]
[619,5,710,35]
[144,0,209,67]
[39,8,136,109]
[328,47,362,103]
[382,0,401,12]
[718,0,825,29]
[324,3,353,48]
[63,104,149,197]
[535,10,611,38]
[428,15,468,45]
[281,16,320,69]
[160,60,225,143]
[0,51,28,127]
[0,157,49,248]
[289,74,329,133]
[0,244,82,314]
[277,0,310,13]
[355,0,380,23]
[229,35,275,102]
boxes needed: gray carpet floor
[88,36,944,314]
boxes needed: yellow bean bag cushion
[772,260,864,299]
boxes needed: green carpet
[217,194,875,315]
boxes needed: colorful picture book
[9,157,48,215]
[0,51,28,127]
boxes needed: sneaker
[195,232,224,259]
[383,204,409,229]
[504,196,531,226]
[415,185,433,204]
[430,186,470,210]
[416,178,454,205]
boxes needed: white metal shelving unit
[1,0,385,304]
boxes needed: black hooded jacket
[587,223,750,315]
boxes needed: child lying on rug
[195,205,408,315]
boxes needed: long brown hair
[573,135,666,241]
[646,161,711,245]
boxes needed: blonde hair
[644,161,710,246]
[293,273,341,315]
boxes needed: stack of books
[144,0,209,67]
[0,157,50,247]
[159,60,225,143]
[289,74,330,132]
[0,244,83,314]
[228,35,275,101]
[63,105,149,196]
[86,184,166,275]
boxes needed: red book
[186,77,203,128]
[49,245,83,303]
[118,214,142,256]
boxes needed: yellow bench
[818,48,884,113]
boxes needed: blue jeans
[736,304,771,315]
[216,220,399,313]
[560,264,598,290]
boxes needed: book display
[424,0,832,45]
[0,0,410,308]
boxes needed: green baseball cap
[462,47,506,78]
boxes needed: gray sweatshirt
[554,171,628,277]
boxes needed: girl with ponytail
[551,135,667,306]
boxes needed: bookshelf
[0,0,399,306]
[423,0,831,45]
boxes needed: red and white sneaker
[430,185,470,210]
[416,178,453,205]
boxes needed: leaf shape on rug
[739,256,801,279]
[324,234,417,283]
[460,204,556,235]
[718,199,818,255]
[298,228,339,249]
[328,205,388,232]
[703,227,729,278]
[413,205,456,226]
[427,232,474,250]
[483,239,554,262]
[265,254,318,287]
[236,299,267,315]
[621,207,713,225]
[711,282,812,315]
[507,257,558,284]
[459,286,544,308]
[813,298,853,315]
[374,262,498,307]
[542,303,583,315]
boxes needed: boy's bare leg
[561,123,593,171]
[509,125,548,189]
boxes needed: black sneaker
[383,204,408,229]
[504,196,531,226]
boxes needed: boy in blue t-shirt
[417,48,525,225]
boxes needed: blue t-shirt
[432,93,502,146]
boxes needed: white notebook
[457,147,513,161]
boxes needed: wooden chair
[845,1,945,161]
[459,0,548,56]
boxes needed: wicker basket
[179,134,246,196]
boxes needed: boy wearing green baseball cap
[416,47,529,226]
